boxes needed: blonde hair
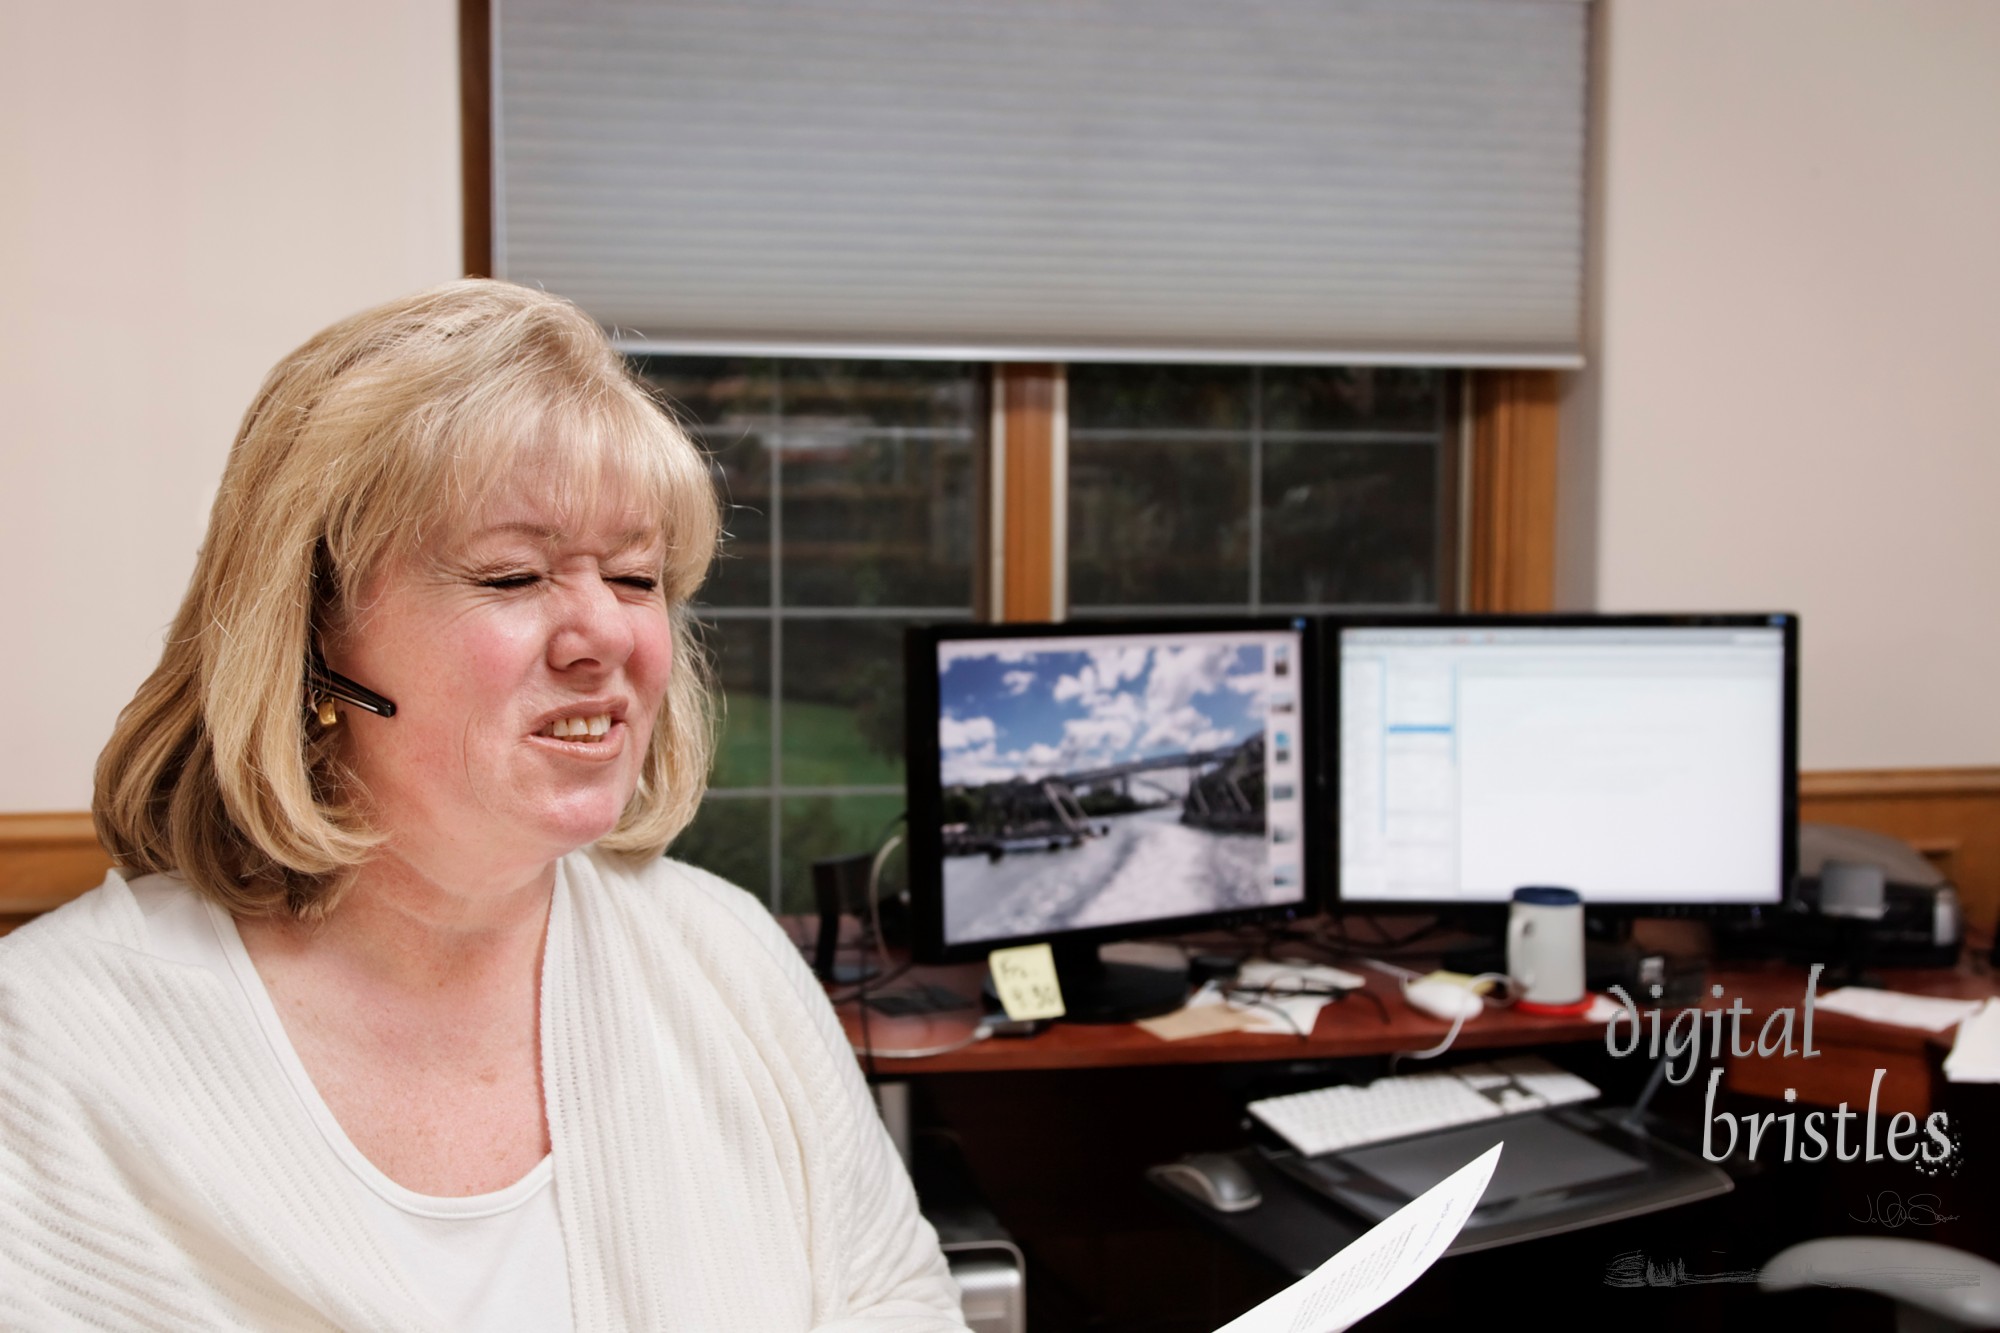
[94,279,720,920]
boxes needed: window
[633,357,982,912]
[1067,365,1455,614]
[639,357,1460,911]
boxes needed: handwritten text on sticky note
[988,943,1066,1021]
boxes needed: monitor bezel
[1322,611,1799,919]
[904,615,1320,964]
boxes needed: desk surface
[815,930,2000,1331]
[828,944,1997,1098]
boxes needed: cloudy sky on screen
[938,641,1267,787]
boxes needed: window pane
[1068,363,1448,613]
[1068,364,1250,430]
[781,618,909,789]
[635,355,776,608]
[780,432,975,608]
[702,618,771,789]
[701,430,774,608]
[636,355,778,431]
[630,355,979,909]
[1260,366,1442,432]
[781,359,981,428]
[668,796,771,898]
[1261,442,1439,607]
[779,794,909,917]
[1067,437,1251,608]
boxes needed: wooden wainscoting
[0,812,111,935]
[1800,767,2000,936]
[4,769,1997,935]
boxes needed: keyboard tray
[1263,1107,1732,1255]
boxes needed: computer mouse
[1404,978,1485,1022]
[1154,1152,1263,1213]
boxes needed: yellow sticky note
[988,943,1066,1021]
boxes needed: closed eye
[611,575,660,593]
[479,573,540,590]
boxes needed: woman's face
[324,481,674,884]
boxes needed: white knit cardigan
[0,850,967,1331]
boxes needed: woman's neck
[251,851,558,996]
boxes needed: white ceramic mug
[1507,886,1585,1008]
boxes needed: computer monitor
[1328,614,1797,917]
[904,616,1316,1020]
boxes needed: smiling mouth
[537,713,613,742]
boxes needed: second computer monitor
[1332,615,1797,914]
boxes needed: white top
[0,849,966,1331]
[129,876,572,1332]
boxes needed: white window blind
[494,0,1588,366]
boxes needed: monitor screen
[905,618,1314,960]
[1333,615,1796,911]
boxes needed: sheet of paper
[1182,980,1332,1037]
[1815,987,1984,1033]
[1212,1143,1501,1333]
[1138,1004,1260,1041]
[1944,998,2000,1083]
[986,943,1066,1021]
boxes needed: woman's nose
[547,576,636,672]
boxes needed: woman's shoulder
[0,869,149,971]
[566,847,804,971]
[0,869,203,1047]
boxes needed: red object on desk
[1516,994,1596,1017]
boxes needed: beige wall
[1561,0,2000,771]
[0,2,460,811]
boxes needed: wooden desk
[816,940,1999,1332]
[831,950,1998,1116]
[1702,958,1995,1117]
[836,958,1600,1073]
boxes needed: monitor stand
[1041,940,1191,1024]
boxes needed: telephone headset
[306,651,397,725]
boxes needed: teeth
[542,713,613,741]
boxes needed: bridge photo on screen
[934,630,1307,946]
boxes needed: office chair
[1761,1237,2000,1331]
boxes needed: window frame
[992,364,1559,624]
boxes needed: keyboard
[1246,1055,1601,1158]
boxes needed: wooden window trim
[992,364,1062,623]
[460,0,493,278]
[1465,368,1560,613]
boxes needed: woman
[0,281,967,1331]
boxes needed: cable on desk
[864,824,904,979]
[1348,985,1391,1025]
[1311,914,1446,953]
[850,816,908,1081]
[829,959,914,1006]
[1391,1004,1472,1071]
[1216,991,1314,1041]
[858,1023,996,1061]
[1353,955,1424,984]
[1389,970,1512,1072]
